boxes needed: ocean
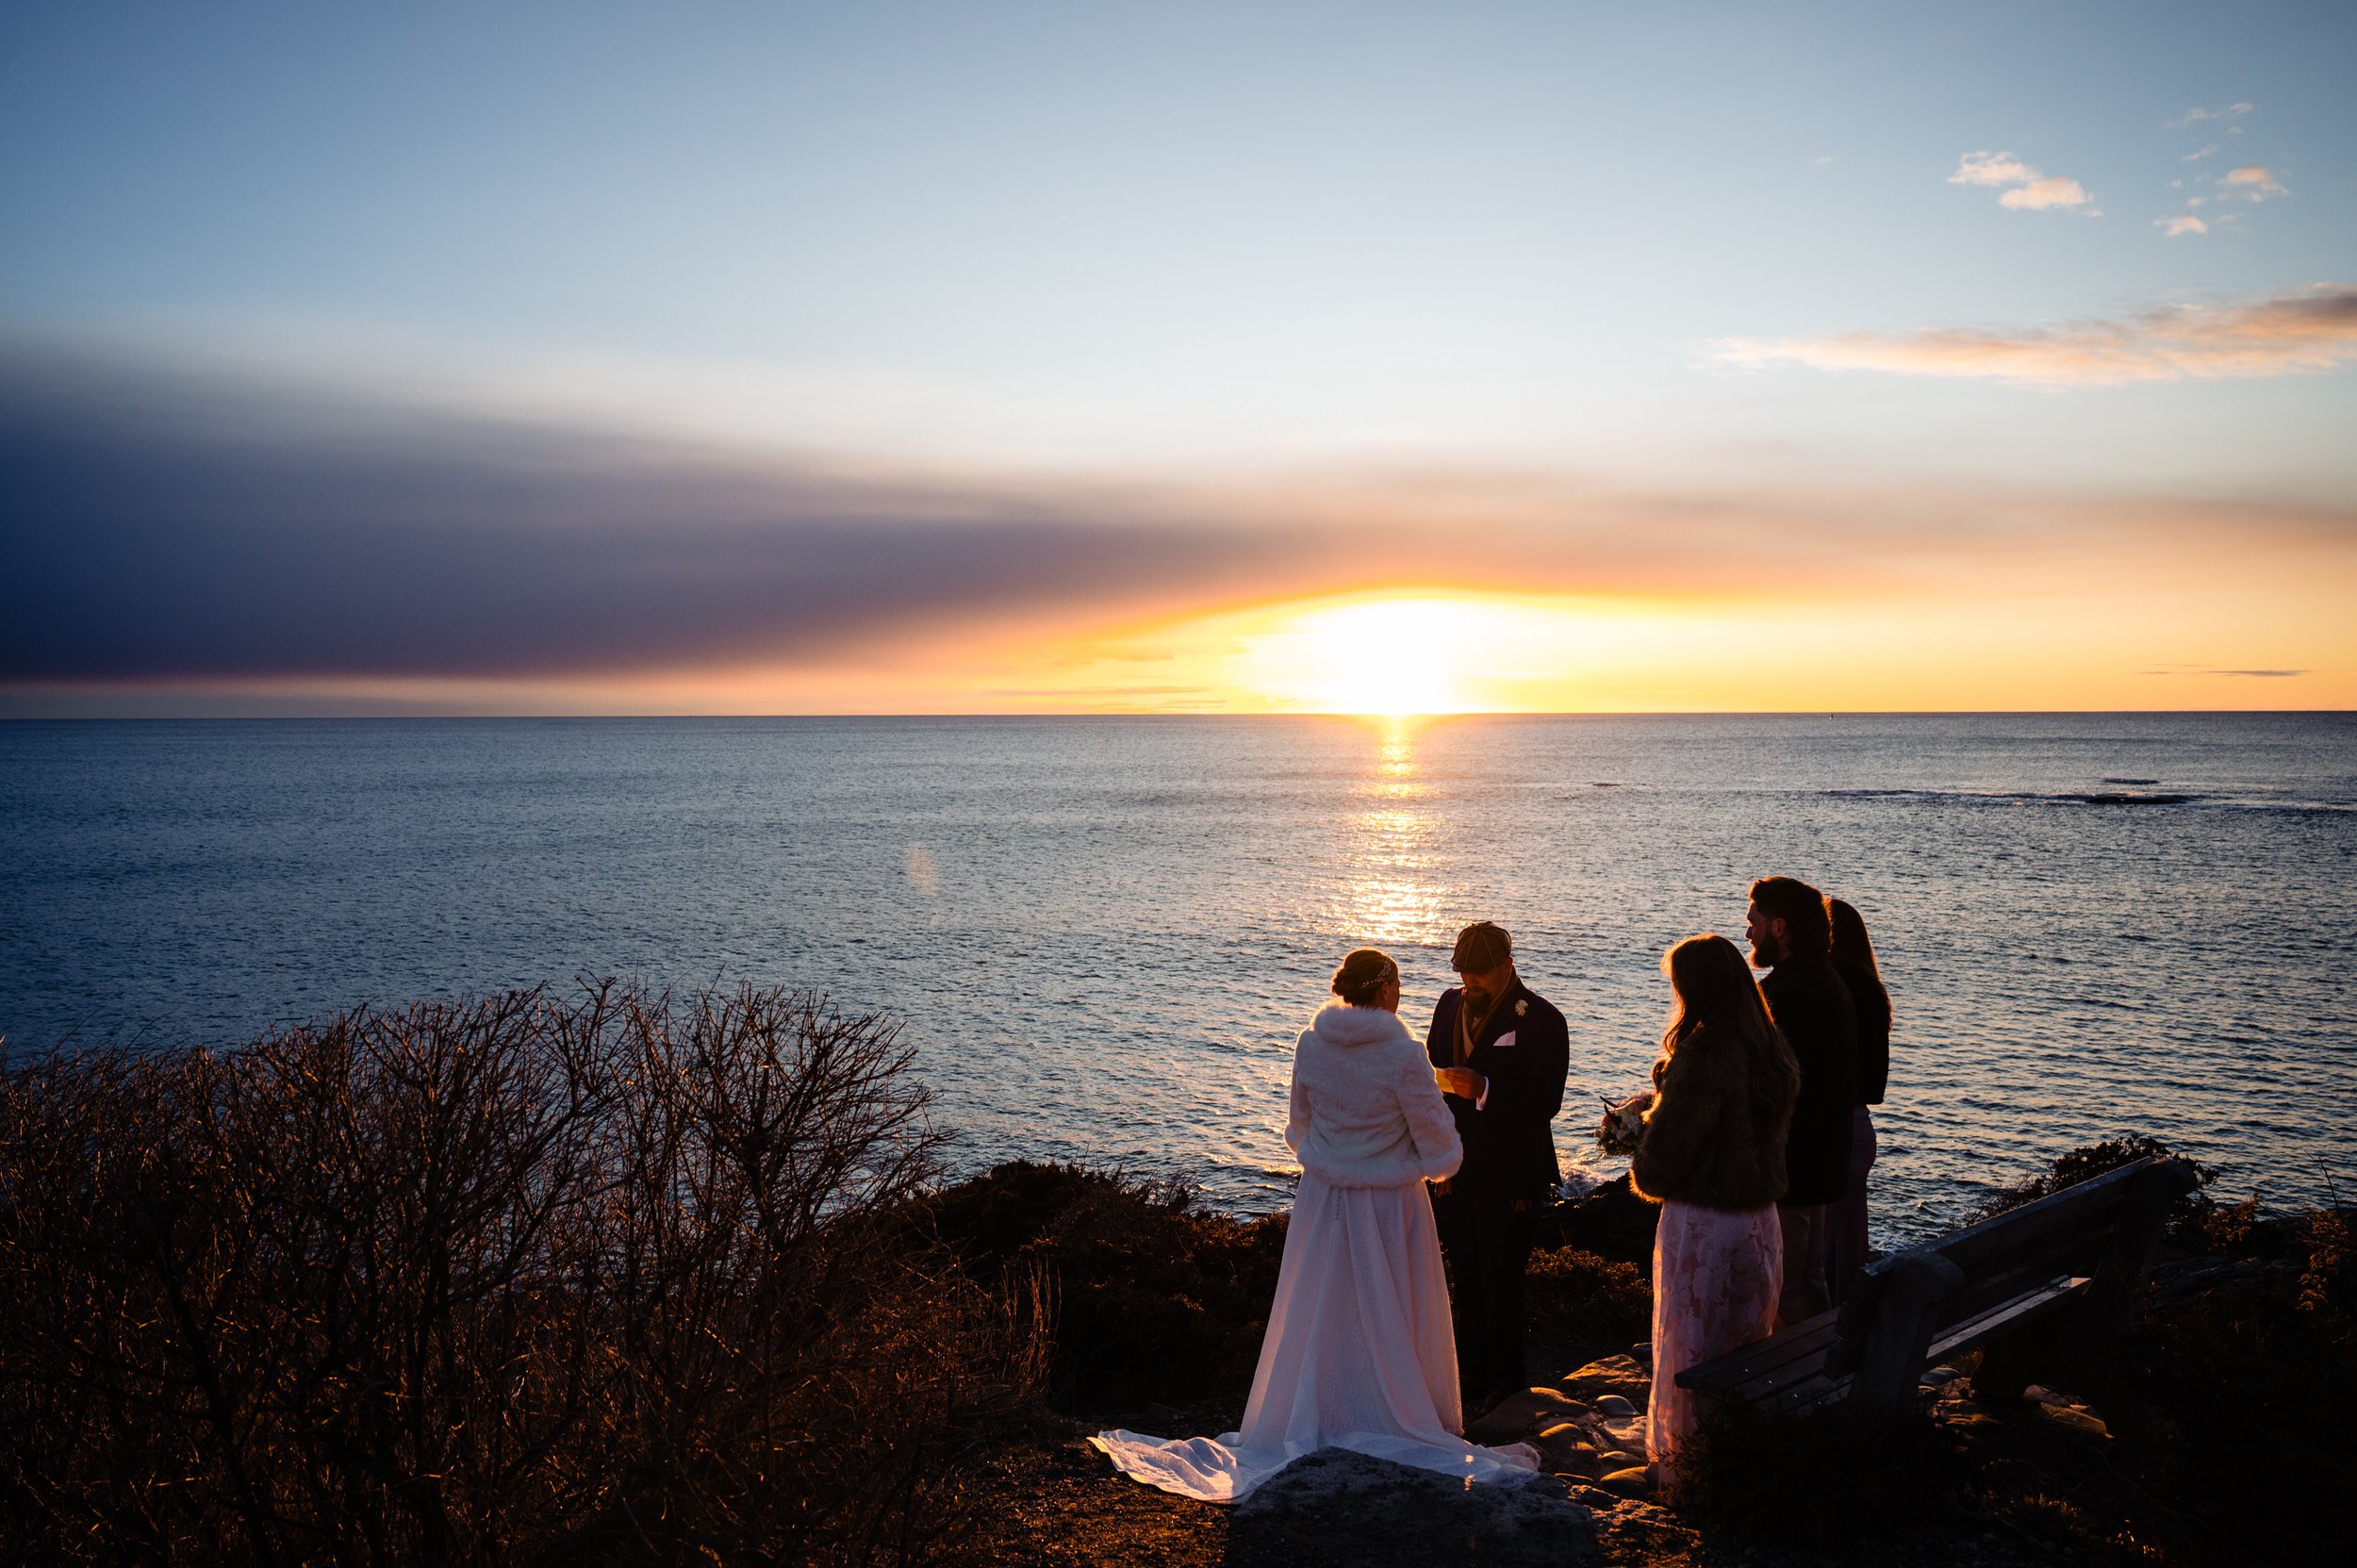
[3,713,2352,1243]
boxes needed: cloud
[2182,144,2219,162]
[2140,666,2305,678]
[2220,164,2288,200]
[1950,150,2094,212]
[1950,151,2034,187]
[0,348,1310,684]
[8,338,2350,702]
[1708,284,2357,386]
[2157,214,2208,237]
[2001,175,2093,211]
[2169,102,2253,128]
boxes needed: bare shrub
[0,983,1043,1566]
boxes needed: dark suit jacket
[1759,955,1857,1207]
[1425,978,1570,1203]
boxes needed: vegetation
[0,984,1044,1567]
[1968,1133,2218,1224]
[901,1161,1289,1413]
[1525,1246,1649,1346]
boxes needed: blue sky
[2,1,2353,710]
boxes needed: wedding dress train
[1091,1169,1540,1502]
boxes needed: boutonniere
[1515,999,1528,1017]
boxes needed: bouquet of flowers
[1594,1090,1652,1157]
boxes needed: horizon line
[6,708,2354,723]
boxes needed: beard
[1747,934,1783,968]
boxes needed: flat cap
[1450,920,1512,972]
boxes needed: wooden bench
[1677,1155,2200,1415]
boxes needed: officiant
[1426,920,1572,1406]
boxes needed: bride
[1093,949,1540,1501]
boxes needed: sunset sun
[1249,597,1492,714]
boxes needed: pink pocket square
[1492,1031,1518,1049]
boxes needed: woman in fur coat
[1095,948,1538,1502]
[1628,933,1802,1486]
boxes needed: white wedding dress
[1093,1001,1541,1502]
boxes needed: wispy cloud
[2156,214,2208,238]
[2220,164,2288,201]
[2140,666,2305,678]
[2169,102,2253,129]
[1949,150,2095,212]
[1708,285,2357,386]
[2181,144,2219,162]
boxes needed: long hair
[1661,933,1780,1058]
[1828,897,1892,1023]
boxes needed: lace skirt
[1647,1199,1783,1485]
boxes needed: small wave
[1825,786,2355,814]
[2102,777,2160,785]
[1824,787,2200,807]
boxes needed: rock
[2022,1383,2069,1406]
[1466,1387,1577,1444]
[1533,1419,1600,1472]
[2036,1404,2109,1438]
[1598,1465,1655,1495]
[1231,1448,1602,1566]
[1560,1355,1650,1403]
[1591,1394,1637,1417]
[1920,1364,1960,1386]
[1536,1174,1660,1264]
[1597,1450,1643,1470]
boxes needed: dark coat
[1425,977,1570,1203]
[1630,1023,1799,1212]
[1838,961,1891,1105]
[1758,956,1857,1208]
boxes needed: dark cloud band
[0,349,1290,682]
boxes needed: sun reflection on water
[1330,718,1455,947]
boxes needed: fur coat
[1629,1022,1800,1212]
[1286,1002,1464,1189]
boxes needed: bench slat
[1926,1274,2090,1362]
[1674,1312,1839,1394]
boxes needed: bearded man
[1425,920,1571,1407]
[1745,875,1858,1328]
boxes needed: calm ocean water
[3,714,2353,1242]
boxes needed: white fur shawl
[1284,1002,1464,1189]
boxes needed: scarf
[1454,972,1514,1066]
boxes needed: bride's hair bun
[1331,948,1399,1006]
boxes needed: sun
[1248,597,1491,714]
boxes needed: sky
[3,0,2353,715]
